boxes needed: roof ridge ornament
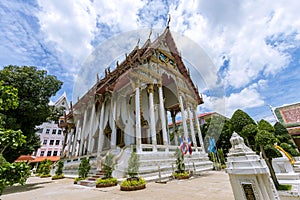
[148,29,152,40]
[167,14,171,28]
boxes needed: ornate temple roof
[94,27,203,105]
[73,27,203,111]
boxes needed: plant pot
[96,182,118,188]
[120,184,146,191]
[175,175,189,180]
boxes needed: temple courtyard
[2,170,234,200]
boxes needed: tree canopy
[0,65,63,162]
[230,109,256,133]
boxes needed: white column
[135,87,142,153]
[188,106,197,152]
[87,105,96,154]
[79,108,88,156]
[171,112,178,146]
[66,129,74,157]
[148,84,157,150]
[179,95,188,139]
[111,99,117,149]
[72,120,80,158]
[158,85,168,146]
[97,101,105,154]
[194,108,205,153]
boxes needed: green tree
[174,148,185,173]
[0,82,30,195]
[231,109,256,133]
[274,122,294,144]
[258,119,275,133]
[0,81,18,112]
[255,130,280,189]
[241,124,257,148]
[78,157,91,178]
[102,153,115,178]
[0,65,63,162]
[55,160,64,176]
[127,151,140,178]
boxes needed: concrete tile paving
[2,171,234,200]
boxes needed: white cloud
[169,0,300,90]
[201,81,265,117]
[37,0,97,65]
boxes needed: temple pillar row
[97,101,105,154]
[188,106,198,152]
[87,104,96,154]
[79,109,88,156]
[110,99,117,149]
[194,108,205,153]
[135,86,142,153]
[171,111,178,146]
[179,95,188,139]
[148,84,157,151]
[72,120,81,158]
[158,84,168,146]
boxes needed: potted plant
[172,148,189,179]
[37,159,52,178]
[96,153,118,188]
[120,151,146,191]
[52,160,64,180]
[74,157,91,184]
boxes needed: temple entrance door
[116,127,125,148]
[103,122,112,150]
[157,130,163,145]
[141,128,148,144]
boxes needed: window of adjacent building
[55,140,60,145]
[50,140,54,145]
[43,140,47,145]
[58,130,62,135]
[52,129,57,134]
[53,151,58,156]
[47,151,52,156]
[46,129,50,134]
[40,151,45,156]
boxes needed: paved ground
[2,170,234,200]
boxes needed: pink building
[35,121,64,157]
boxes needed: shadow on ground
[2,181,52,195]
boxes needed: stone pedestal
[226,132,280,200]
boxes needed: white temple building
[61,26,212,179]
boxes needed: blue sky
[1,0,300,123]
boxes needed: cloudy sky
[1,0,300,123]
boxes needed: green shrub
[120,177,146,187]
[278,184,292,191]
[102,153,115,178]
[37,159,52,177]
[0,161,30,195]
[78,157,91,179]
[51,174,64,180]
[74,177,85,183]
[40,174,51,178]
[55,160,64,176]
[127,152,139,178]
[172,171,189,178]
[96,177,117,185]
[174,148,185,172]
